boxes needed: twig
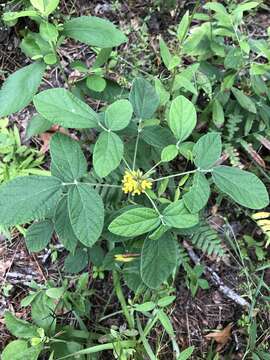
[183,240,250,308]
[32,254,47,282]
[5,272,35,280]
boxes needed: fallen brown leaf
[39,127,75,154]
[205,323,232,351]
[0,259,12,275]
[40,132,53,154]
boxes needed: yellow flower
[122,169,152,196]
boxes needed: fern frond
[225,114,242,142]
[189,221,224,257]
[86,168,124,210]
[224,144,243,168]
[178,243,189,266]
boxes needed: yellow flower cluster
[122,169,152,195]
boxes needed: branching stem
[153,169,197,182]
[132,119,142,170]
[144,191,165,225]
[62,181,121,188]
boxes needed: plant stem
[98,121,109,132]
[123,157,132,171]
[54,45,71,90]
[145,161,162,177]
[57,340,136,359]
[113,271,134,329]
[152,169,197,182]
[132,119,142,170]
[62,181,121,188]
[144,191,164,224]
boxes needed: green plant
[1,2,270,358]
[1,75,268,357]
[0,78,268,288]
[157,1,270,170]
[184,263,209,297]
[2,276,95,359]
[0,117,48,237]
[0,0,127,119]
[0,118,47,183]
[2,275,194,359]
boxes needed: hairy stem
[132,119,142,170]
[153,169,197,182]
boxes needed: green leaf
[158,309,174,337]
[4,312,38,338]
[30,0,60,15]
[123,259,145,293]
[233,2,259,14]
[2,340,42,360]
[183,172,210,213]
[108,207,161,237]
[177,346,195,360]
[50,133,87,181]
[149,224,170,240]
[169,56,181,71]
[31,292,56,332]
[129,78,159,119]
[25,220,54,252]
[34,88,99,128]
[178,141,194,161]
[159,38,171,69]
[173,74,198,95]
[104,99,133,131]
[68,184,104,247]
[134,302,156,312]
[221,73,236,91]
[157,295,176,307]
[141,233,177,289]
[63,16,127,48]
[40,22,58,43]
[161,144,178,162]
[212,99,224,127]
[26,114,52,139]
[3,10,39,22]
[0,176,62,226]
[141,126,175,149]
[177,11,190,42]
[54,197,78,253]
[224,48,243,70]
[163,200,199,228]
[93,131,123,178]
[64,248,88,273]
[0,62,45,117]
[93,48,112,68]
[43,53,57,65]
[155,79,170,106]
[212,166,269,209]
[169,95,197,142]
[204,2,228,14]
[86,75,106,92]
[2,340,27,360]
[46,287,65,299]
[136,317,156,360]
[231,87,257,114]
[193,132,222,169]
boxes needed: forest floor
[0,1,270,359]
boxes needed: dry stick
[183,240,250,308]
